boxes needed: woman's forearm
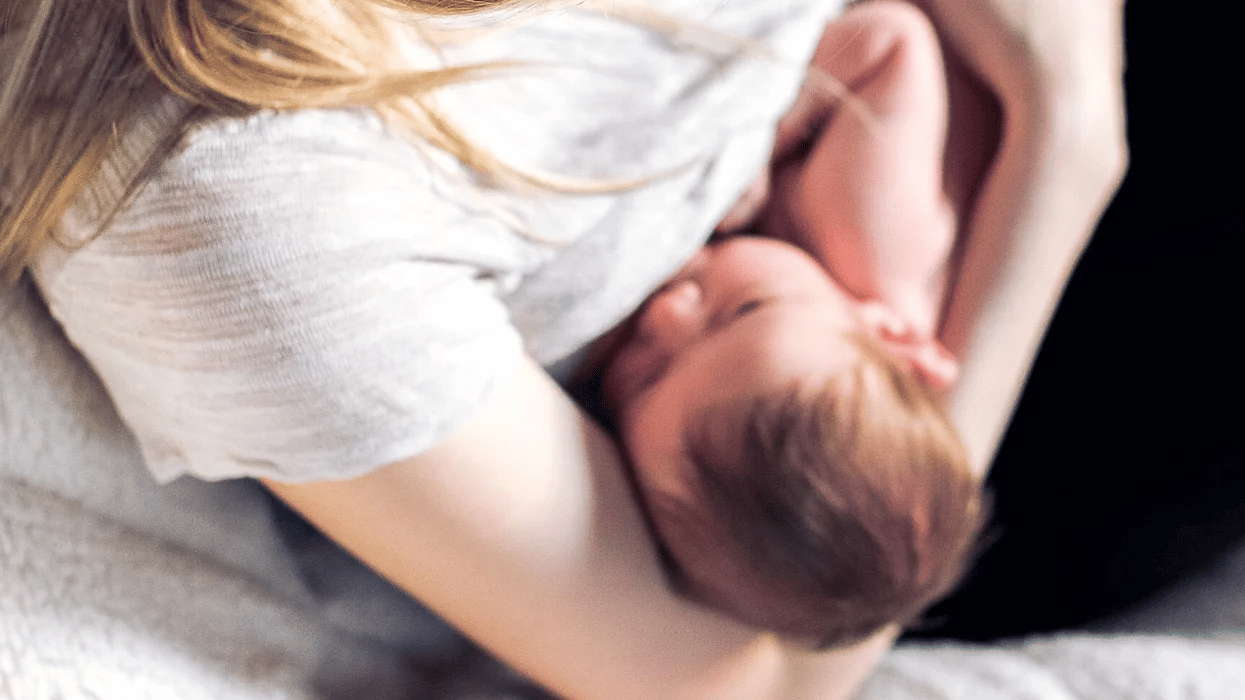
[940,77,1127,473]
[902,0,1127,471]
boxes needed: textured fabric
[1,278,464,700]
[862,635,1245,700]
[32,0,840,484]
[8,2,1245,698]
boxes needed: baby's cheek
[627,445,679,501]
[621,415,697,508]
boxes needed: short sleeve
[34,109,525,484]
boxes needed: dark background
[912,0,1245,641]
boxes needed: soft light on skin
[601,235,955,503]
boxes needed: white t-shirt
[34,0,843,485]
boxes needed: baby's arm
[764,1,957,338]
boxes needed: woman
[0,0,1126,698]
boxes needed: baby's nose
[636,278,705,356]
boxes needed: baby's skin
[580,0,974,636]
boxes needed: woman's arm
[920,0,1129,472]
[265,2,1128,694]
[723,0,1126,474]
[265,356,892,700]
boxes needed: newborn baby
[587,0,988,648]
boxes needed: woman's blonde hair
[0,0,569,281]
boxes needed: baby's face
[603,236,866,503]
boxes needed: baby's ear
[857,302,959,390]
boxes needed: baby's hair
[648,333,987,648]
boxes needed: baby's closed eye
[734,300,765,316]
[712,299,767,331]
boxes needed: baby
[582,0,988,648]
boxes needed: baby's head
[602,236,986,648]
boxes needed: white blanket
[5,278,1245,699]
